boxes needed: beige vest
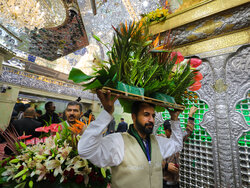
[111,133,163,188]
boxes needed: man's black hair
[67,101,83,112]
[131,101,155,116]
[121,118,124,120]
[84,109,92,117]
[45,101,53,110]
[163,120,171,131]
[36,110,42,115]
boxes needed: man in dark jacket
[39,101,61,125]
[12,107,43,138]
[116,118,128,132]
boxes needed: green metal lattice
[161,99,214,188]
[236,94,250,188]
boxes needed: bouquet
[0,120,111,188]
[68,21,203,111]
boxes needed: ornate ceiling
[0,0,185,75]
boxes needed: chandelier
[0,0,67,30]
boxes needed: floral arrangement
[141,8,170,23]
[68,21,203,109]
[0,120,111,188]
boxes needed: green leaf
[14,182,26,188]
[142,40,152,46]
[14,168,28,179]
[83,79,102,90]
[9,159,20,164]
[20,142,27,149]
[22,174,26,181]
[92,34,101,42]
[101,168,106,178]
[29,180,33,188]
[56,132,60,140]
[15,142,20,150]
[68,68,93,83]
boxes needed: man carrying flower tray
[78,89,183,188]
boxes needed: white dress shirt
[78,110,183,168]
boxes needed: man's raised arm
[78,90,123,167]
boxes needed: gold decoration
[149,0,248,35]
[194,20,223,35]
[174,28,250,56]
[213,79,228,93]
[0,0,67,30]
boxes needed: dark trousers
[163,180,179,188]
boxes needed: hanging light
[0,0,67,30]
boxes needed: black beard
[135,119,154,136]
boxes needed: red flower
[35,126,50,133]
[18,165,24,171]
[49,124,62,133]
[190,58,202,68]
[69,168,75,178]
[18,135,32,140]
[75,175,84,184]
[194,71,203,81]
[170,51,184,64]
[63,170,69,176]
[1,160,7,167]
[25,138,36,145]
[46,173,56,182]
[189,81,202,91]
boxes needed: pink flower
[35,126,50,133]
[194,71,203,81]
[190,58,202,68]
[25,138,36,145]
[18,135,32,140]
[189,81,202,91]
[49,124,62,133]
[170,51,184,64]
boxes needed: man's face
[47,103,56,113]
[133,103,155,136]
[65,105,83,124]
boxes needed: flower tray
[100,87,185,111]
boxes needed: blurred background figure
[38,101,61,125]
[12,107,43,138]
[35,110,42,119]
[116,118,128,132]
[106,119,116,135]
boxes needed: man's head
[45,102,55,114]
[120,118,124,122]
[36,110,42,118]
[131,101,155,138]
[84,109,92,118]
[65,101,83,124]
[24,107,36,119]
[163,120,171,138]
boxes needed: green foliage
[68,21,201,105]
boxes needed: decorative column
[198,45,250,187]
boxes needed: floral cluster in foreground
[0,121,111,188]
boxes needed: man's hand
[189,106,198,117]
[167,108,182,121]
[186,122,194,133]
[168,163,179,174]
[96,89,119,115]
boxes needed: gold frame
[149,0,249,35]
